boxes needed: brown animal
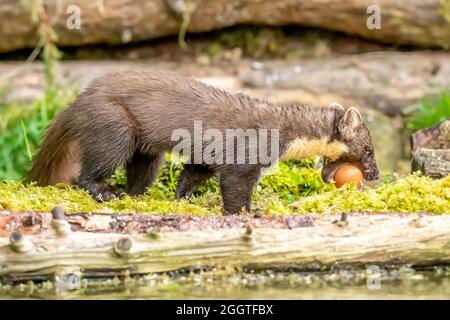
[27,71,379,214]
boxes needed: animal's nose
[364,168,380,181]
[370,170,380,181]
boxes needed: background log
[411,148,450,178]
[411,120,450,178]
[0,211,449,282]
[411,120,450,151]
[0,0,449,53]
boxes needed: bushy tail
[26,114,80,186]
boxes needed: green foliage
[207,42,222,59]
[154,153,186,195]
[0,0,66,179]
[265,160,326,193]
[0,88,74,180]
[215,27,281,58]
[405,92,450,131]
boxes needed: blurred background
[0,0,449,180]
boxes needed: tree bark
[1,211,449,282]
[0,0,449,53]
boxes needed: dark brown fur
[27,71,379,214]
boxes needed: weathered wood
[411,120,450,178]
[411,120,450,151]
[411,148,450,178]
[0,211,449,282]
[0,210,314,236]
[0,0,449,53]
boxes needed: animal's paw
[95,191,121,202]
[175,189,193,200]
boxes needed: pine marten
[27,71,379,214]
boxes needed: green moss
[0,166,448,214]
[0,180,214,215]
[258,160,331,199]
[287,173,449,214]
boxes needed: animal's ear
[329,102,345,113]
[338,107,362,138]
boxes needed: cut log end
[411,120,450,178]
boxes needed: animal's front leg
[176,164,214,199]
[219,166,261,215]
[78,177,120,202]
[126,152,164,196]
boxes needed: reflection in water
[1,267,449,300]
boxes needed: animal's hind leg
[126,152,164,196]
[78,129,135,202]
[176,164,214,199]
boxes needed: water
[1,267,449,300]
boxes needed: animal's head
[322,104,380,184]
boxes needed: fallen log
[0,0,449,53]
[0,210,449,282]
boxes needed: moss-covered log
[0,0,449,53]
[1,211,449,282]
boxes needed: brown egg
[334,163,364,188]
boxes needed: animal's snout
[364,168,380,181]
